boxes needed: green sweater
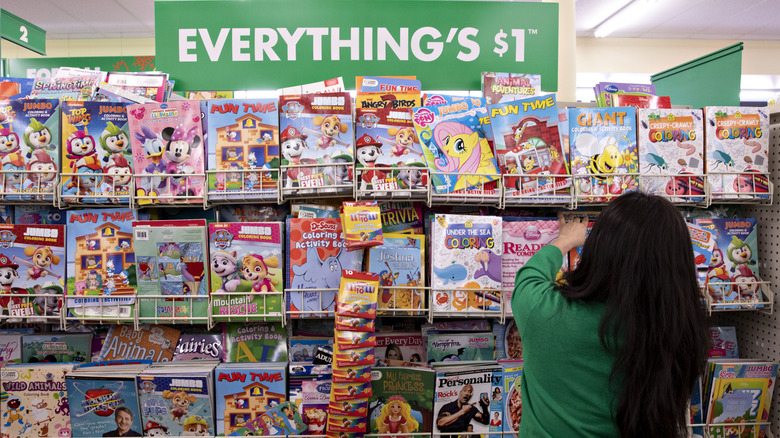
[511,245,620,437]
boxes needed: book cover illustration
[488,95,569,201]
[0,334,21,364]
[278,92,354,196]
[412,98,500,194]
[433,365,501,437]
[29,72,103,101]
[0,224,65,319]
[501,219,560,315]
[706,362,778,426]
[3,99,60,201]
[687,221,716,290]
[367,234,425,314]
[705,106,769,200]
[290,337,332,362]
[214,364,286,436]
[300,378,330,435]
[611,94,671,109]
[137,372,214,436]
[709,327,738,359]
[14,206,66,225]
[707,378,770,434]
[482,72,543,105]
[173,333,223,361]
[206,99,280,200]
[354,107,427,196]
[594,82,655,108]
[380,202,424,234]
[66,375,143,438]
[502,362,524,436]
[493,320,523,361]
[209,222,283,321]
[223,321,287,363]
[0,364,73,438]
[66,209,143,319]
[234,401,306,436]
[286,218,363,318]
[98,324,181,362]
[367,367,434,435]
[132,220,209,320]
[0,77,34,100]
[375,332,425,365]
[22,334,91,363]
[128,100,205,205]
[637,109,705,202]
[60,101,132,204]
[430,215,502,313]
[427,333,495,363]
[569,107,639,203]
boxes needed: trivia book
[209,222,283,321]
[278,92,354,196]
[705,106,770,200]
[431,214,502,313]
[637,109,705,202]
[128,100,205,205]
[569,107,638,202]
[66,208,145,320]
[488,94,569,202]
[206,99,280,201]
[60,100,132,204]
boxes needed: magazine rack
[0,291,64,328]
[571,171,641,206]
[354,166,429,201]
[284,287,340,319]
[131,172,207,207]
[427,171,503,208]
[279,162,354,202]
[206,167,281,206]
[376,285,428,318]
[688,422,774,438]
[134,294,210,326]
[502,173,574,208]
[637,173,710,207]
[707,171,774,205]
[65,294,136,327]
[57,172,133,207]
[0,169,57,205]
[429,287,505,324]
[705,281,774,315]
[208,290,285,328]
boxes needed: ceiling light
[594,0,661,38]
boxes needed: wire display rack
[502,173,574,208]
[0,169,58,204]
[209,290,285,328]
[206,167,281,206]
[637,173,709,207]
[428,171,503,208]
[279,162,354,201]
[707,171,774,205]
[58,171,133,207]
[354,166,429,201]
[132,173,207,207]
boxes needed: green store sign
[155,0,558,91]
[8,56,157,78]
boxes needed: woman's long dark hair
[559,191,709,437]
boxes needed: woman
[512,192,708,437]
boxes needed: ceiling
[1,0,780,41]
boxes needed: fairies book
[210,222,283,321]
[286,218,363,318]
[278,92,354,197]
[569,107,638,203]
[430,214,502,313]
[132,219,209,321]
[128,100,205,205]
[412,98,500,194]
[206,99,279,201]
[488,94,570,201]
[60,101,132,204]
[2,99,60,201]
[66,208,145,320]
[705,106,769,200]
[637,109,705,202]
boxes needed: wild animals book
[286,218,363,318]
[366,233,425,314]
[136,367,215,436]
[637,109,705,202]
[209,222,283,321]
[214,363,287,436]
[569,107,638,203]
[206,99,280,200]
[0,224,65,319]
[412,98,500,194]
[128,100,205,205]
[3,99,61,201]
[0,363,74,438]
[482,72,543,105]
[66,209,145,320]
[705,106,769,200]
[367,367,434,435]
[132,219,209,321]
[430,214,502,314]
[278,92,354,197]
[60,101,132,204]
[488,95,570,202]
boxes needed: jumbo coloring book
[60,101,132,204]
[137,369,215,436]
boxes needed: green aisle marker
[0,8,46,74]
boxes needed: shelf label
[0,9,46,55]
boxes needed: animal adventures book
[66,208,146,320]
[286,218,363,318]
[60,101,132,204]
[128,100,205,205]
[206,99,280,201]
[482,72,543,105]
[209,222,283,321]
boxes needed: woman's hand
[554,211,589,254]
